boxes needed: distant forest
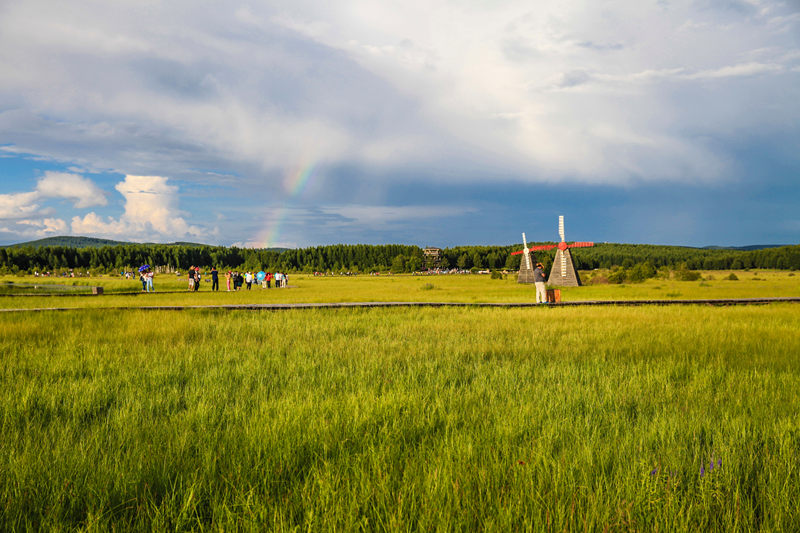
[1,241,798,274]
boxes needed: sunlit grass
[1,304,799,530]
[1,270,799,310]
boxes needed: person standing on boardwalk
[146,269,154,293]
[534,262,547,304]
[245,271,253,290]
[225,270,232,291]
[211,266,219,291]
[188,266,195,291]
[266,272,272,288]
[194,267,201,291]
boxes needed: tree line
[434,243,800,272]
[0,242,797,274]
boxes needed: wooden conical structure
[517,257,536,283]
[547,247,582,286]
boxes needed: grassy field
[1,269,799,309]
[1,275,799,530]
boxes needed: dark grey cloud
[695,0,762,17]
[0,2,461,189]
[558,70,592,88]
[576,41,624,51]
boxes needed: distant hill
[5,236,214,249]
[167,241,213,248]
[5,236,131,248]
[2,235,295,252]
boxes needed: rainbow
[255,162,316,249]
[284,162,316,197]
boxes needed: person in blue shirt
[210,267,219,291]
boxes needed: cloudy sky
[1,0,798,248]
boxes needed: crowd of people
[34,270,91,277]
[184,266,289,291]
[122,266,291,293]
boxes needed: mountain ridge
[3,236,212,249]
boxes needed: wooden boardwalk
[1,297,799,313]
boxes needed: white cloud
[0,191,41,219]
[69,211,123,236]
[0,173,104,242]
[0,171,106,239]
[690,61,783,79]
[0,171,104,222]
[72,175,205,240]
[16,217,68,236]
[114,175,183,234]
[35,171,107,208]
[0,172,206,242]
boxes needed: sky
[1,0,798,248]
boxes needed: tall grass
[1,270,799,310]
[1,305,799,530]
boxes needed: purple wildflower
[650,467,658,476]
[709,460,714,471]
[700,466,705,477]
[717,458,722,468]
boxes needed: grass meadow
[1,269,799,309]
[1,274,799,530]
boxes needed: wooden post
[91,286,104,295]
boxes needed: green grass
[2,304,800,530]
[1,270,799,310]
